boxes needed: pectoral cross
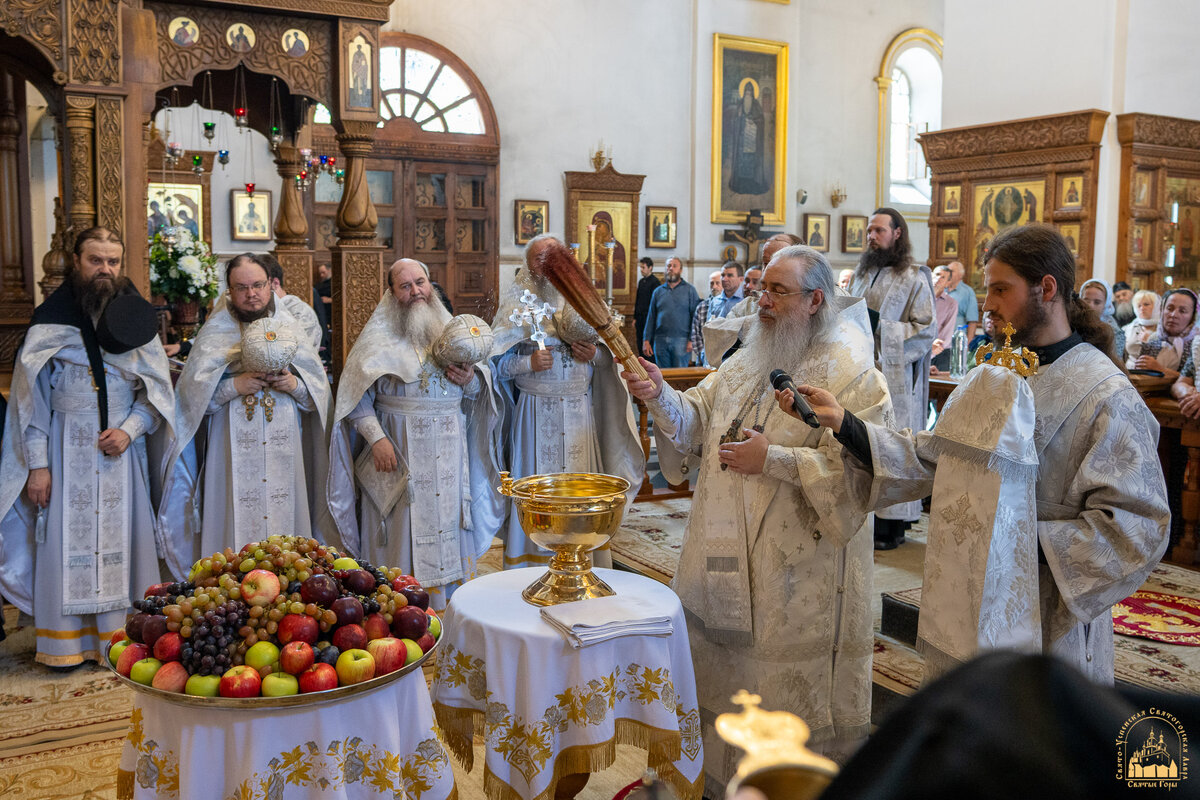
[718,421,764,471]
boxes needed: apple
[390,574,418,592]
[363,613,390,641]
[399,585,430,611]
[298,662,338,693]
[335,649,375,685]
[116,643,150,677]
[427,615,442,641]
[130,657,164,686]
[345,569,376,595]
[108,640,130,668]
[331,596,364,627]
[366,637,406,675]
[315,645,340,667]
[241,569,282,607]
[245,640,281,674]
[261,672,300,697]
[125,612,151,644]
[332,557,361,570]
[332,623,368,652]
[219,665,262,698]
[277,613,319,645]
[109,629,130,646]
[184,673,222,697]
[153,632,183,662]
[280,641,315,675]
[300,574,338,607]
[416,633,435,654]
[391,606,428,640]
[144,582,174,598]
[140,616,169,650]
[399,638,423,666]
[151,661,189,693]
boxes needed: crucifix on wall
[722,209,779,269]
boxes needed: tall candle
[587,225,597,267]
[606,240,614,301]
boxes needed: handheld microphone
[769,369,820,428]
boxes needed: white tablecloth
[117,666,456,800]
[430,568,702,800]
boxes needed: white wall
[1124,0,1200,120]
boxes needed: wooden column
[273,144,314,305]
[64,94,97,244]
[329,120,384,379]
[0,72,30,303]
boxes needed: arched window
[876,29,943,214]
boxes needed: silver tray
[102,636,437,710]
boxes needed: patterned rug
[610,498,691,584]
[1114,591,1200,646]
[0,736,123,800]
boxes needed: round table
[430,567,703,800]
[116,665,457,800]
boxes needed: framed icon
[225,23,255,53]
[941,228,959,257]
[514,199,548,245]
[1058,223,1081,257]
[942,184,961,215]
[231,190,272,241]
[282,29,309,58]
[645,206,677,249]
[804,213,830,252]
[1060,175,1083,209]
[168,17,199,48]
[842,215,867,254]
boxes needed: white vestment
[846,343,1170,684]
[279,293,323,350]
[158,302,331,578]
[646,296,891,786]
[489,272,644,568]
[0,313,174,665]
[848,263,935,523]
[326,294,504,608]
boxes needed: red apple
[416,633,435,654]
[125,613,151,644]
[345,569,376,595]
[298,662,338,693]
[399,585,430,611]
[109,629,130,646]
[140,616,169,650]
[300,574,338,607]
[153,632,183,662]
[363,613,390,641]
[144,582,174,598]
[331,596,364,627]
[391,606,428,640]
[241,569,282,607]
[366,637,406,675]
[335,649,375,685]
[219,665,262,698]
[332,623,368,652]
[390,574,418,592]
[151,661,189,693]
[277,613,319,645]
[116,643,150,677]
[280,641,315,675]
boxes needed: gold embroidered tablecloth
[116,665,456,800]
[430,568,703,800]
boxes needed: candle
[605,240,614,301]
[587,225,597,267]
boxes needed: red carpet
[1113,590,1200,646]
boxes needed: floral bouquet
[149,229,220,305]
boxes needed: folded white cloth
[540,595,674,648]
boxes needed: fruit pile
[107,536,441,698]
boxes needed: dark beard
[1003,293,1050,348]
[232,297,272,324]
[72,271,129,318]
[857,243,899,275]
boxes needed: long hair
[984,224,1122,370]
[871,207,913,270]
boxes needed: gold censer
[497,471,630,606]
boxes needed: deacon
[327,258,503,608]
[787,224,1168,684]
[159,253,330,578]
[622,246,891,786]
[0,228,174,666]
[490,234,643,568]
[847,208,934,550]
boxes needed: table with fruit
[109,536,456,800]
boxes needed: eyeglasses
[232,281,269,294]
[759,287,811,301]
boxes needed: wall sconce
[796,189,808,205]
[830,183,847,208]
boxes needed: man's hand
[719,428,769,475]
[931,338,945,356]
[25,468,51,508]
[372,438,398,472]
[620,357,664,401]
[570,341,597,363]
[445,364,472,386]
[266,372,298,393]
[642,341,653,357]
[529,349,553,372]
[776,385,845,432]
[1181,392,1200,420]
[164,343,181,357]
[98,428,131,457]
[686,341,694,353]
[235,372,267,395]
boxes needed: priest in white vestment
[489,234,643,568]
[847,208,935,550]
[790,225,1169,685]
[159,253,330,578]
[263,252,323,350]
[0,228,174,665]
[623,246,892,787]
[327,258,503,608]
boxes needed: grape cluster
[180,599,249,676]
[132,596,171,615]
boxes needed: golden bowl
[498,471,630,606]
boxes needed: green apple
[427,615,442,641]
[261,672,300,697]
[130,657,164,686]
[184,673,222,697]
[399,638,423,666]
[109,639,130,667]
[332,557,361,570]
[245,640,281,673]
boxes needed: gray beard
[1115,301,1134,318]
[393,297,448,350]
[729,308,818,385]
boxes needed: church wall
[1123,0,1200,121]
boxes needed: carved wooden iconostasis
[1116,113,1200,293]
[921,110,1108,294]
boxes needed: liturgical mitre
[432,314,494,367]
[240,317,300,373]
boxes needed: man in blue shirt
[946,261,978,339]
[707,261,745,320]
[642,257,700,368]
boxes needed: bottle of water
[950,325,968,379]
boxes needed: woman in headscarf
[1122,288,1160,364]
[1134,287,1197,380]
[1079,278,1126,364]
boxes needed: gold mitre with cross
[974,322,1039,377]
